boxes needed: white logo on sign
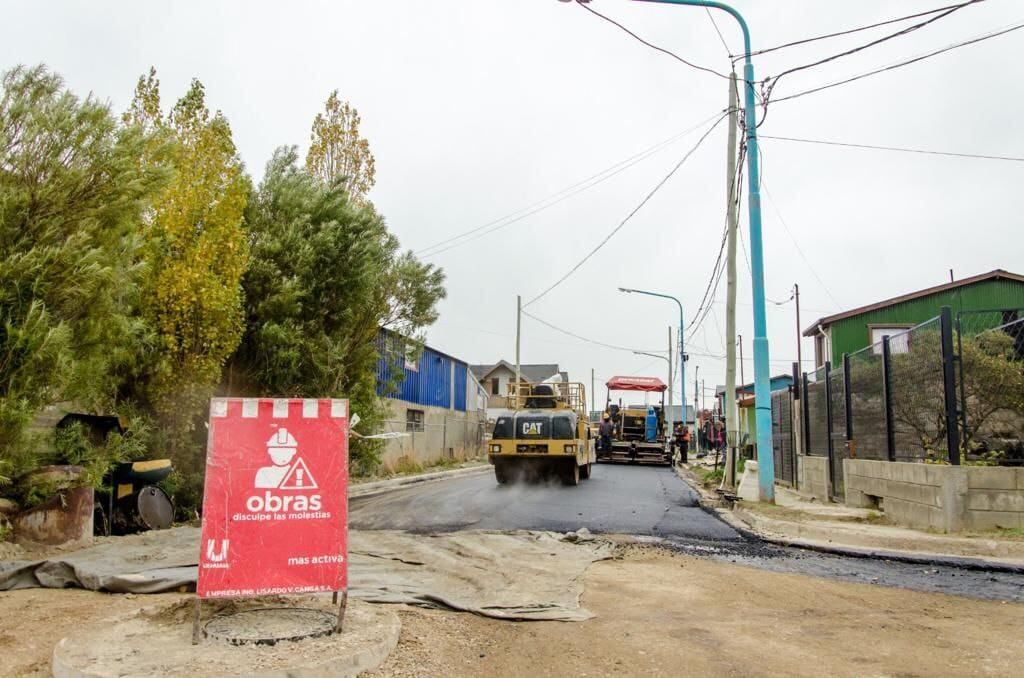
[206,539,229,562]
[255,428,319,489]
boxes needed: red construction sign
[197,398,349,598]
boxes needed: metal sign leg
[335,590,348,633]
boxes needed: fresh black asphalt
[350,463,1024,602]
[350,463,739,539]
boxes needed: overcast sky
[4,0,1022,411]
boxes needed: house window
[870,326,912,355]
[406,409,424,432]
[491,378,500,395]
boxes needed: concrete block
[966,490,1024,513]
[883,481,941,507]
[1018,468,1024,490]
[884,497,944,532]
[967,466,1017,490]
[965,510,1023,531]
[889,462,939,486]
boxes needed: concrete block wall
[965,467,1024,530]
[380,400,484,470]
[845,459,965,532]
[797,455,829,501]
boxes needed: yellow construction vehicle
[487,382,596,485]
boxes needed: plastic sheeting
[0,527,613,621]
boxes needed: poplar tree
[305,90,376,203]
[124,70,250,459]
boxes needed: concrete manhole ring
[203,607,338,646]
[52,598,401,678]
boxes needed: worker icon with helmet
[255,428,299,489]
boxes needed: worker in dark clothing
[598,412,614,452]
[673,423,690,464]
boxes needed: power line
[415,111,727,258]
[575,0,730,80]
[704,6,732,57]
[748,2,976,58]
[761,0,983,104]
[769,19,1024,105]
[523,112,728,308]
[522,309,668,354]
[759,174,843,311]
[761,134,1024,163]
[686,129,746,340]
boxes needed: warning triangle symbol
[278,458,318,490]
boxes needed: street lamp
[632,348,673,441]
[622,0,774,502]
[619,287,687,438]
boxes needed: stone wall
[379,399,484,471]
[797,455,829,501]
[845,460,1024,532]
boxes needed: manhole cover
[204,607,338,646]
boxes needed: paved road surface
[350,463,740,539]
[351,463,1024,602]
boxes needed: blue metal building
[375,329,473,412]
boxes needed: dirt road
[5,541,1022,677]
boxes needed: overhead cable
[769,19,1023,105]
[761,0,983,104]
[760,134,1024,163]
[747,2,977,58]
[575,0,730,80]
[523,112,729,308]
[522,310,668,354]
[416,110,728,258]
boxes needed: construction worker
[598,412,614,452]
[678,424,691,464]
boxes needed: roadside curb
[350,463,491,499]
[672,463,1024,574]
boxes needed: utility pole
[723,71,740,491]
[694,364,700,454]
[591,367,596,419]
[515,295,521,409]
[794,283,802,372]
[666,326,674,439]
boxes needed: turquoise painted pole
[632,0,775,501]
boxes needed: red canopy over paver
[605,376,667,392]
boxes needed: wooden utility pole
[591,367,595,419]
[666,327,674,438]
[723,71,740,490]
[515,295,521,408]
[794,283,802,372]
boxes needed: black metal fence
[791,306,1024,498]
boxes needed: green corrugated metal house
[803,269,1024,368]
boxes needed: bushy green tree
[232,147,445,471]
[0,65,167,484]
